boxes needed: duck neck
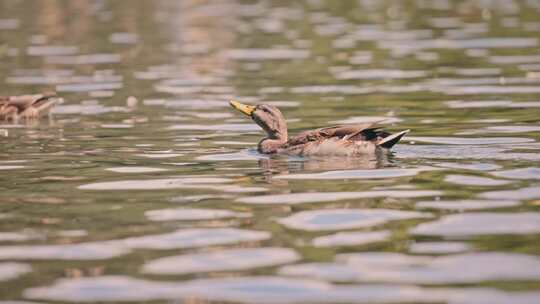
[258,134,287,154]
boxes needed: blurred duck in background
[0,92,59,121]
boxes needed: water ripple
[142,247,299,275]
[406,136,534,145]
[79,177,230,190]
[237,190,442,205]
[444,174,513,186]
[119,228,270,250]
[145,208,251,221]
[0,242,129,261]
[312,230,390,248]
[278,209,432,231]
[409,242,471,254]
[279,252,540,284]
[479,187,540,200]
[0,228,270,260]
[225,49,310,60]
[416,200,519,211]
[274,167,438,180]
[491,167,540,180]
[167,124,261,131]
[411,212,540,237]
[23,275,540,303]
[105,167,169,173]
[446,100,540,108]
[0,262,31,282]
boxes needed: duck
[0,92,58,121]
[229,100,409,156]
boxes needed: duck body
[230,100,409,157]
[0,93,58,121]
[258,124,408,156]
[273,124,408,156]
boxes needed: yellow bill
[229,100,256,116]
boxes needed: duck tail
[377,129,410,149]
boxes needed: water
[1,0,539,302]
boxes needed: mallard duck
[230,100,409,156]
[0,92,58,121]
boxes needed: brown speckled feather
[288,123,376,145]
[273,122,408,156]
[284,123,387,147]
[280,123,395,156]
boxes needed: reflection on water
[279,252,540,284]
[142,247,300,275]
[408,242,471,254]
[144,207,251,221]
[0,263,32,282]
[24,276,540,303]
[491,167,540,180]
[312,230,391,248]
[443,174,513,186]
[415,199,520,211]
[1,0,540,302]
[237,189,441,205]
[0,228,270,261]
[278,209,432,231]
[411,213,540,237]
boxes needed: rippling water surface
[1,0,540,302]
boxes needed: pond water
[1,0,540,303]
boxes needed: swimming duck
[0,92,58,121]
[230,100,409,156]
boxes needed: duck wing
[286,123,409,150]
[286,123,377,146]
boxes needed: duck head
[229,100,288,141]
